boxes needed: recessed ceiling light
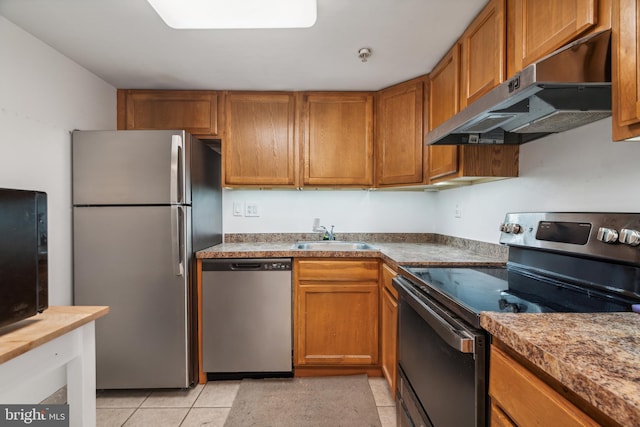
[146,0,318,29]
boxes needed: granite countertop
[481,312,640,427]
[196,241,507,267]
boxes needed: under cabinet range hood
[427,30,612,145]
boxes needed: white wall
[0,16,116,401]
[223,189,436,234]
[433,118,640,243]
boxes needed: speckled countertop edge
[481,312,640,427]
[195,233,508,266]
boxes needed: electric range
[394,212,640,427]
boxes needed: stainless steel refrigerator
[72,130,222,389]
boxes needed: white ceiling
[0,0,487,91]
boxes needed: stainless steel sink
[291,241,377,250]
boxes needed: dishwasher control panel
[262,261,291,271]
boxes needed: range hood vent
[426,30,612,145]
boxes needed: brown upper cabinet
[117,90,220,137]
[612,0,640,141]
[426,2,519,185]
[427,44,461,181]
[509,0,610,76]
[300,92,374,187]
[460,0,506,109]
[223,92,298,187]
[375,78,426,186]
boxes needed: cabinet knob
[596,227,619,243]
[620,229,640,246]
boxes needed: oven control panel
[499,212,640,264]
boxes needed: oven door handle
[396,278,476,354]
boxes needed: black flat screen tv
[0,188,48,329]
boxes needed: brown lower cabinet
[489,344,602,426]
[380,263,398,394]
[294,259,380,375]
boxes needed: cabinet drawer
[381,263,398,299]
[489,346,599,427]
[296,260,379,281]
[490,402,516,427]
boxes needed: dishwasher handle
[230,263,262,270]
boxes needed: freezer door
[72,130,190,205]
[73,205,192,389]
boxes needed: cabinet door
[223,92,297,186]
[427,45,460,181]
[295,282,379,366]
[376,79,425,186]
[380,264,398,394]
[301,93,374,186]
[490,345,600,427]
[118,90,219,136]
[612,0,640,140]
[512,0,598,71]
[295,259,379,367]
[460,0,505,109]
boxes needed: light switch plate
[245,202,260,217]
[233,202,244,216]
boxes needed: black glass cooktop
[399,266,637,328]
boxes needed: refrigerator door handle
[171,206,185,277]
[170,135,184,204]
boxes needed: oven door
[394,276,487,427]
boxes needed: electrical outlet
[455,203,462,218]
[233,202,244,216]
[245,202,260,217]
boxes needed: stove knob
[597,227,619,243]
[499,223,508,232]
[620,229,640,246]
[502,223,522,234]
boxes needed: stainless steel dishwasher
[202,258,292,378]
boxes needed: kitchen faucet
[312,218,336,240]
[312,221,335,240]
[320,225,335,240]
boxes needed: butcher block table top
[0,305,109,364]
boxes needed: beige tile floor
[95,377,397,427]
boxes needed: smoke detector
[358,47,372,63]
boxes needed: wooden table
[0,306,109,427]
